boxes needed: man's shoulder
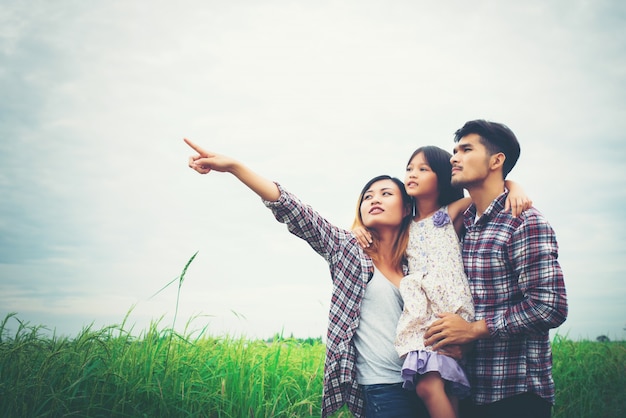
[513,206,553,228]
[492,202,546,224]
[491,206,558,244]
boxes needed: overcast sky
[1,0,624,342]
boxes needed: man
[424,120,568,418]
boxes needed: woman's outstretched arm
[184,138,280,202]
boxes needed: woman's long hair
[351,175,413,269]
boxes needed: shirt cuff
[262,182,287,207]
[485,315,506,338]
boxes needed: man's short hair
[454,119,521,178]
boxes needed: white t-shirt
[354,267,405,385]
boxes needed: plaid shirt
[461,191,568,405]
[264,184,375,417]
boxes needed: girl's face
[359,179,408,230]
[405,152,439,200]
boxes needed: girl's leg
[450,394,459,417]
[415,372,457,418]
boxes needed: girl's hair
[408,146,464,206]
[352,175,412,269]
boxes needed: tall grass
[1,314,624,417]
[552,334,625,417]
[149,250,198,373]
[0,313,326,417]
[2,255,622,417]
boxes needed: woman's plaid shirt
[264,184,374,417]
[461,192,568,406]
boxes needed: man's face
[450,133,492,189]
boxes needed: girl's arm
[448,197,472,237]
[448,181,532,223]
[504,180,532,217]
[184,138,280,201]
[447,181,531,236]
[352,226,372,249]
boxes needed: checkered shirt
[461,191,568,405]
[264,184,374,417]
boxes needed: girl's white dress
[395,206,475,397]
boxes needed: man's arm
[491,212,568,336]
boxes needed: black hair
[408,146,464,206]
[358,175,411,205]
[453,119,521,178]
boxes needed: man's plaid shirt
[461,191,568,405]
[264,184,375,417]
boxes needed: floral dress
[395,206,475,396]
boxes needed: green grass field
[0,313,624,417]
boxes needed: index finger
[183,138,206,155]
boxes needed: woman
[184,138,428,417]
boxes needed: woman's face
[359,179,408,230]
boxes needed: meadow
[0,313,624,417]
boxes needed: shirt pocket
[469,247,518,310]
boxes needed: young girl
[354,146,530,418]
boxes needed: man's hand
[424,313,488,351]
